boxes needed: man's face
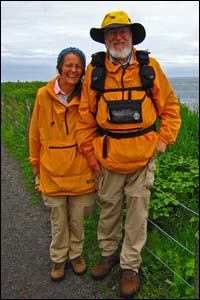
[104,26,132,59]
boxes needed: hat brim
[90,23,146,45]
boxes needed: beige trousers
[97,154,157,273]
[42,192,95,263]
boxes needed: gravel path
[1,142,119,299]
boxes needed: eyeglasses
[105,27,131,38]
[64,63,83,70]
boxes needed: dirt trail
[1,142,119,299]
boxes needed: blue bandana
[57,47,86,70]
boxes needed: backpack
[89,51,156,158]
[90,50,155,96]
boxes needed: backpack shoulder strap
[136,50,155,98]
[91,51,106,67]
[90,51,106,92]
[136,50,150,66]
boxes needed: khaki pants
[42,192,95,263]
[97,154,157,273]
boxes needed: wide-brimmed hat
[90,10,146,45]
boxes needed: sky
[1,1,199,82]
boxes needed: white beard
[106,40,132,59]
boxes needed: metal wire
[168,154,199,169]
[153,186,199,216]
[145,246,194,290]
[148,219,195,256]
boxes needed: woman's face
[60,53,83,86]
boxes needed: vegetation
[1,81,199,299]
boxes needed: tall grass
[168,103,199,159]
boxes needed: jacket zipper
[121,67,126,100]
[65,107,69,134]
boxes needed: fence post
[195,231,199,299]
[11,96,18,134]
[24,99,30,145]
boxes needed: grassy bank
[1,81,199,299]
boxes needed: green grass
[1,81,199,299]
[168,103,199,159]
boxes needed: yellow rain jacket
[76,48,181,174]
[29,76,95,196]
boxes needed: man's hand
[157,139,167,153]
[87,154,103,176]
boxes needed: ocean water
[168,77,199,111]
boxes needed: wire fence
[1,94,199,299]
[96,198,199,296]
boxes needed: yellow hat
[90,10,146,45]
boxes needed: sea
[1,72,199,112]
[168,77,199,112]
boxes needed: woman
[29,47,96,281]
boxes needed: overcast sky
[1,1,199,82]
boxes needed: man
[76,10,181,298]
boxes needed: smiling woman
[55,47,86,95]
[28,46,96,281]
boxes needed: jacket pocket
[41,143,77,177]
[107,99,143,124]
[145,152,157,189]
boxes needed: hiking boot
[71,255,87,275]
[120,269,140,298]
[50,261,66,282]
[91,247,120,280]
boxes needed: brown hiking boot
[50,261,66,282]
[120,269,140,298]
[71,255,87,275]
[91,248,120,280]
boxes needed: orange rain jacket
[76,48,181,174]
[29,76,95,196]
